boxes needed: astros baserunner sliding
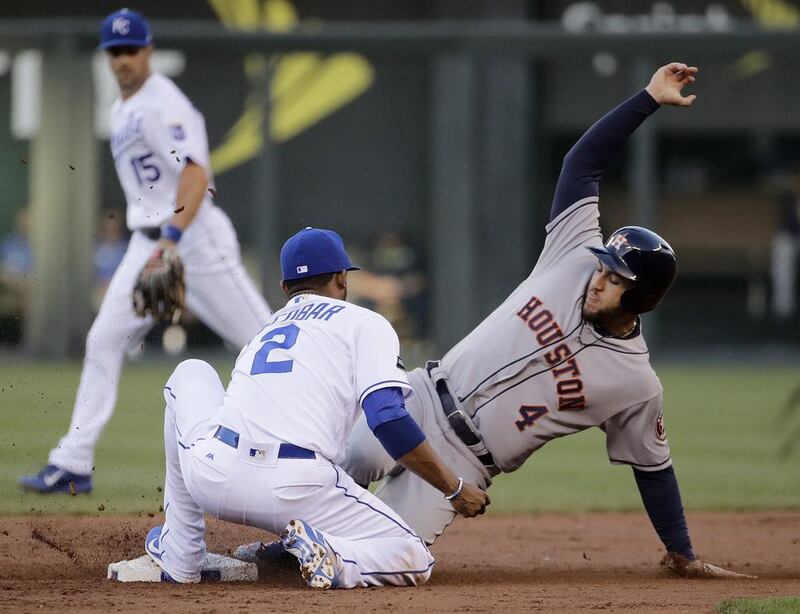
[237,61,754,580]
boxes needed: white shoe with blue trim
[144,525,189,583]
[280,519,340,589]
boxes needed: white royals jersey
[217,294,412,464]
[108,73,214,231]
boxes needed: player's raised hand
[450,482,490,518]
[645,62,698,107]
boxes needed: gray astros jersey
[441,196,670,472]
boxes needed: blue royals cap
[280,227,361,281]
[99,8,153,50]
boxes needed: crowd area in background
[0,208,128,346]
[0,213,432,355]
[770,163,800,320]
[3,158,800,352]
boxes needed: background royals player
[143,227,488,588]
[239,62,751,578]
[19,9,272,494]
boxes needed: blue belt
[213,426,316,459]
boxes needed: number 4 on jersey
[515,405,548,432]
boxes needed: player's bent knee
[407,543,434,586]
[166,359,215,384]
[164,359,217,403]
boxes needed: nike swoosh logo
[42,470,66,488]
[147,538,161,557]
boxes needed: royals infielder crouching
[143,227,489,588]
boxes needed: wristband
[161,224,183,243]
[444,477,464,501]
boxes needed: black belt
[213,426,316,459]
[140,227,162,241]
[426,362,496,469]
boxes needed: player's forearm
[633,466,695,559]
[550,89,660,221]
[398,440,461,496]
[169,160,208,232]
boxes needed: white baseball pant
[158,359,434,587]
[48,204,271,475]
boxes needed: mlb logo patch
[296,265,308,274]
[249,448,266,459]
[169,124,186,140]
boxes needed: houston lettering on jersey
[516,296,586,412]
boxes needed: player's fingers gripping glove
[660,553,756,579]
[132,247,185,323]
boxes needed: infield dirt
[0,511,797,613]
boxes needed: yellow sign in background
[208,0,374,175]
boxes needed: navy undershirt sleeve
[363,387,426,460]
[550,89,661,221]
[633,466,695,560]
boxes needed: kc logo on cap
[98,8,153,50]
[112,17,130,35]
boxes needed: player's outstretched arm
[549,61,698,222]
[633,466,755,579]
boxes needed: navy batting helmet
[587,226,677,314]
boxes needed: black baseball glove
[132,247,185,322]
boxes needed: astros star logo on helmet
[609,232,629,249]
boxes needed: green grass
[2,358,192,515]
[2,360,800,515]
[717,597,800,614]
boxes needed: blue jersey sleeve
[550,89,660,221]
[362,387,426,460]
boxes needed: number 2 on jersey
[515,405,548,432]
[250,324,300,375]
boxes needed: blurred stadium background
[2,0,800,513]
